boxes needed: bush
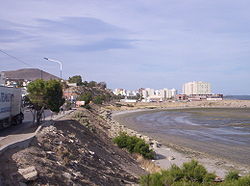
[113,133,154,159]
[93,95,105,104]
[182,160,212,183]
[225,170,240,181]
[139,160,216,186]
[221,175,250,186]
[113,132,129,148]
[140,172,164,186]
[78,92,92,104]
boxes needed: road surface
[0,109,52,141]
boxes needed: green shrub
[126,136,142,153]
[93,95,105,104]
[203,172,216,183]
[82,104,91,109]
[139,160,250,186]
[139,144,155,159]
[140,172,164,186]
[182,160,209,183]
[139,160,216,186]
[235,175,250,185]
[113,132,129,148]
[225,170,240,181]
[169,165,184,182]
[113,133,154,159]
[220,175,250,186]
[171,180,204,186]
[78,92,92,104]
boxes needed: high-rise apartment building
[159,88,177,99]
[142,88,155,98]
[182,81,211,95]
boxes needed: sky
[0,0,250,95]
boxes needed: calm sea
[224,95,250,100]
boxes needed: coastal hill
[3,68,60,81]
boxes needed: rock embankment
[97,108,161,150]
[0,109,146,186]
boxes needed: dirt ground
[0,108,146,186]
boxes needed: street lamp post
[43,57,63,79]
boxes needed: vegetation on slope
[139,160,250,186]
[113,132,155,159]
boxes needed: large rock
[18,166,38,181]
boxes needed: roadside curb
[0,110,74,155]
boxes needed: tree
[27,79,65,124]
[93,95,105,104]
[68,75,83,85]
[45,80,65,112]
[88,81,97,88]
[78,92,92,104]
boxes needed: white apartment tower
[142,88,155,98]
[159,88,177,99]
[182,81,211,95]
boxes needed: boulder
[168,156,175,161]
[18,166,38,181]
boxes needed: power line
[0,49,33,67]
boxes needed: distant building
[76,101,85,107]
[142,88,155,98]
[159,88,177,100]
[182,81,211,95]
[63,88,79,101]
[67,83,78,87]
[120,99,137,103]
[113,88,127,96]
[141,88,177,102]
[175,94,188,100]
[114,87,178,102]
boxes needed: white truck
[0,86,23,128]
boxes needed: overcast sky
[0,0,250,94]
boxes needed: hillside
[3,68,60,81]
[0,107,146,185]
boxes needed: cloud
[36,17,126,35]
[36,38,135,53]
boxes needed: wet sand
[113,108,250,176]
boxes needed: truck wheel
[14,114,23,125]
[2,119,11,128]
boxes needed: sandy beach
[111,101,250,177]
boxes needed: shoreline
[110,106,250,178]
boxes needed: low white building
[120,99,137,103]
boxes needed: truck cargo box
[0,86,22,121]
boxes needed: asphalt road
[0,109,52,140]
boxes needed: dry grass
[135,154,161,173]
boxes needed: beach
[110,101,250,177]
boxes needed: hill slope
[3,68,60,81]
[0,108,146,185]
